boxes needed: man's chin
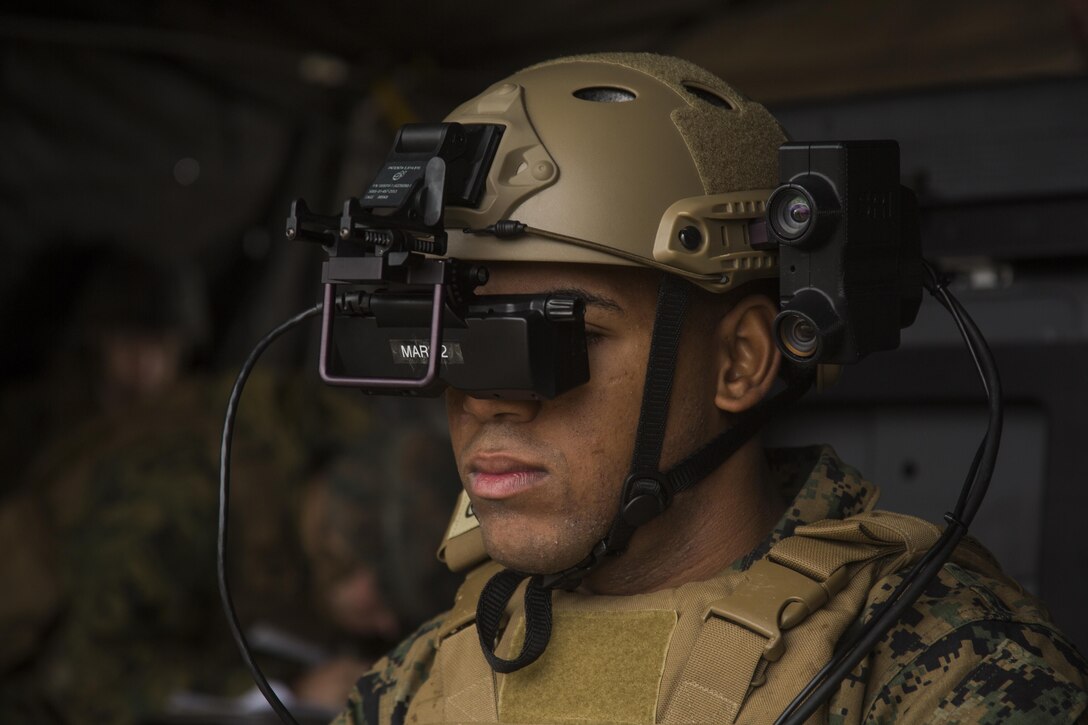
[479,527,591,575]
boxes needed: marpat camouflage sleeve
[831,560,1088,724]
[333,615,446,725]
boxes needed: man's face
[445,262,721,574]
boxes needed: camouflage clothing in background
[0,371,459,725]
[333,446,1088,724]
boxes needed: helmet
[442,52,788,292]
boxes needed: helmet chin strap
[476,275,814,674]
[539,273,692,590]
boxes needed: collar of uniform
[729,445,881,572]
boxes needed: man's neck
[582,439,785,596]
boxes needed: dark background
[3,0,1087,654]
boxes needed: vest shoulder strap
[662,510,942,724]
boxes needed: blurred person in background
[0,248,460,725]
[0,246,206,495]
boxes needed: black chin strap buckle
[538,470,670,590]
[621,471,672,527]
[589,471,672,565]
[538,539,609,591]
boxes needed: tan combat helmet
[441,52,787,293]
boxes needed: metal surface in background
[775,77,1088,204]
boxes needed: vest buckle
[703,558,848,662]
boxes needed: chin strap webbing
[631,275,692,471]
[476,570,552,673]
[664,370,814,495]
[595,274,692,564]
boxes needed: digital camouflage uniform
[332,446,1088,724]
[0,371,459,725]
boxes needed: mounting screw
[286,227,296,240]
[678,225,702,251]
[470,265,490,285]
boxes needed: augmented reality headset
[288,122,921,399]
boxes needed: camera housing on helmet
[287,121,590,400]
[768,141,923,365]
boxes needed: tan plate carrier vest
[409,509,998,724]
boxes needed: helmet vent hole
[682,83,735,110]
[573,86,636,103]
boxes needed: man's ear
[713,294,781,414]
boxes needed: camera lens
[777,311,820,360]
[774,193,812,239]
[769,187,815,241]
[788,200,811,224]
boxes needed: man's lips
[467,454,548,500]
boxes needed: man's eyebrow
[547,287,624,314]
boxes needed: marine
[319,53,1088,723]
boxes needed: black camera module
[767,141,922,365]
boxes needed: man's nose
[455,390,541,423]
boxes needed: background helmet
[442,52,788,292]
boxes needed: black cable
[774,260,1003,724]
[775,261,1002,723]
[953,438,987,524]
[926,262,1004,524]
[218,303,321,725]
